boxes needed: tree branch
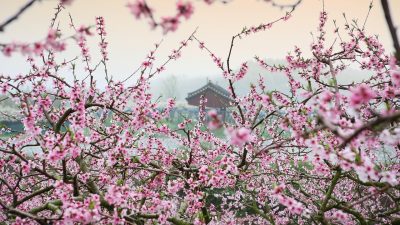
[381,0,400,61]
[0,0,39,32]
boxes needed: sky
[0,0,399,96]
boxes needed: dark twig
[0,0,39,32]
[381,0,400,61]
[339,111,400,148]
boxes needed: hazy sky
[1,0,399,85]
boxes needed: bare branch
[0,0,39,32]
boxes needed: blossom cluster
[0,2,399,225]
[127,0,194,34]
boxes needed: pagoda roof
[186,81,231,100]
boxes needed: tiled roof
[186,81,231,99]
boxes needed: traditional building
[186,80,232,121]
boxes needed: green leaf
[291,181,301,190]
[307,80,312,92]
[116,179,124,186]
[355,152,361,164]
[89,201,96,210]
[131,156,140,163]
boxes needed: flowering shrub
[0,1,399,225]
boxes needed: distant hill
[150,59,373,101]
[0,58,374,121]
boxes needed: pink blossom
[390,69,400,87]
[273,184,286,194]
[176,1,194,19]
[207,109,222,130]
[380,171,398,186]
[78,25,94,36]
[127,0,152,19]
[331,210,349,223]
[60,0,74,5]
[21,162,31,175]
[1,3,400,225]
[321,90,334,104]
[228,127,252,146]
[276,194,306,215]
[33,42,44,55]
[2,44,15,56]
[160,16,180,34]
[350,83,376,107]
[46,29,58,43]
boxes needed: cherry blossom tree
[0,1,400,225]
